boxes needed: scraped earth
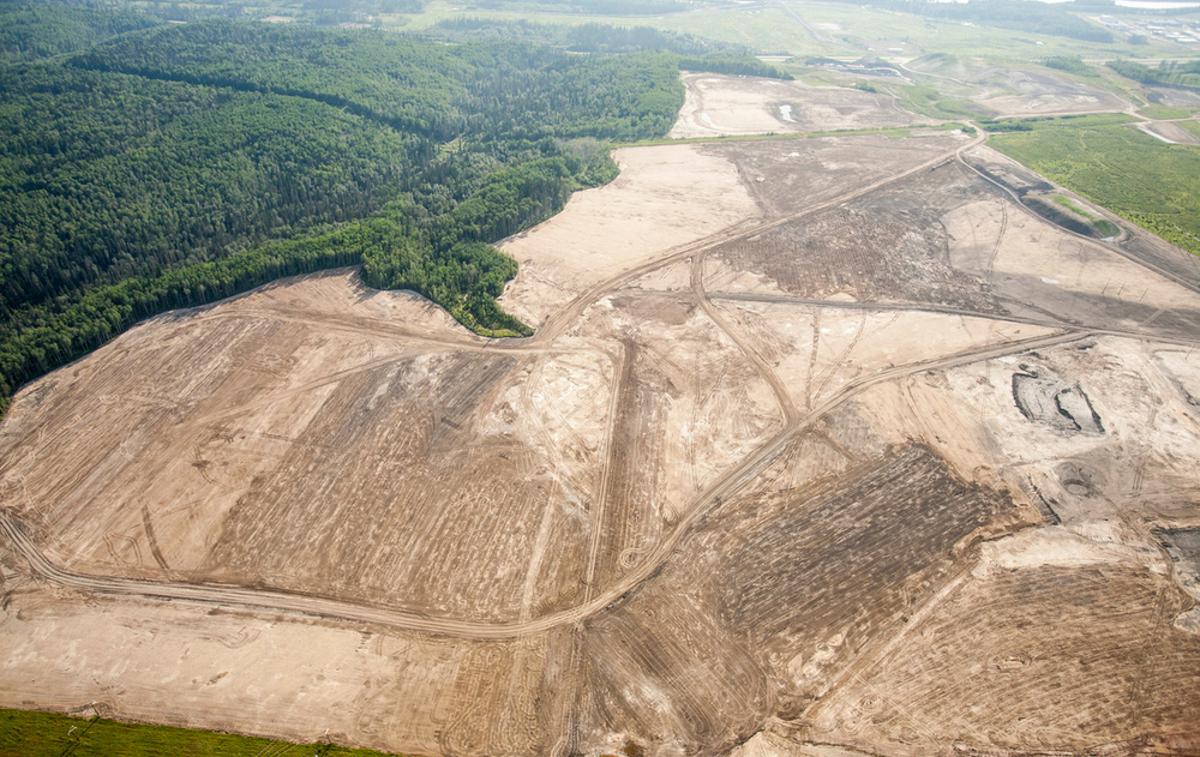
[1141,120,1200,146]
[2,73,1200,756]
[668,72,918,139]
[904,54,1127,117]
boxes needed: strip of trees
[1108,59,1200,90]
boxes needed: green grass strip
[0,708,406,757]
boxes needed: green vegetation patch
[891,84,983,121]
[1053,194,1095,218]
[1052,194,1120,237]
[982,112,1135,133]
[0,707,400,756]
[1138,106,1196,120]
[1042,55,1096,77]
[990,118,1200,256]
[1108,59,1200,90]
[849,0,1114,43]
[427,18,792,79]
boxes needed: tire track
[0,330,1090,640]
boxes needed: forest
[428,19,793,78]
[0,6,744,411]
[0,1,155,60]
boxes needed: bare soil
[2,94,1200,757]
[669,72,917,139]
[498,144,758,327]
[1142,120,1200,145]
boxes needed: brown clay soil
[2,79,1200,757]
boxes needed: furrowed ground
[2,65,1200,757]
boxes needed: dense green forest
[431,18,726,55]
[429,18,793,78]
[1042,55,1096,77]
[0,1,155,61]
[0,62,422,315]
[0,10,694,411]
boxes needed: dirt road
[2,124,1191,644]
[0,329,1090,640]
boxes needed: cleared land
[903,54,1128,117]
[3,72,1200,756]
[668,73,917,139]
[497,143,759,327]
[0,272,611,622]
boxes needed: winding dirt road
[3,124,1195,645]
[0,328,1089,640]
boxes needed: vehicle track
[4,129,1130,645]
[691,254,800,424]
[0,330,1089,640]
[527,128,988,347]
[958,144,1200,297]
[701,291,1200,347]
[581,339,632,603]
[11,127,1164,644]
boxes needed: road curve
[1,329,1089,641]
[958,144,1200,297]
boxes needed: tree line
[0,14,692,411]
[1108,59,1200,90]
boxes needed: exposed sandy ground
[0,581,571,756]
[668,72,916,139]
[710,301,1057,410]
[943,191,1200,321]
[965,143,1200,288]
[699,132,967,218]
[1147,87,1200,109]
[1141,119,1200,145]
[710,159,1200,341]
[3,93,1200,757]
[0,270,613,622]
[498,144,758,327]
[566,292,783,591]
[978,85,1123,116]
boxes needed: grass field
[890,84,985,120]
[391,0,1190,60]
[989,118,1200,255]
[1139,105,1197,120]
[0,709,399,757]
